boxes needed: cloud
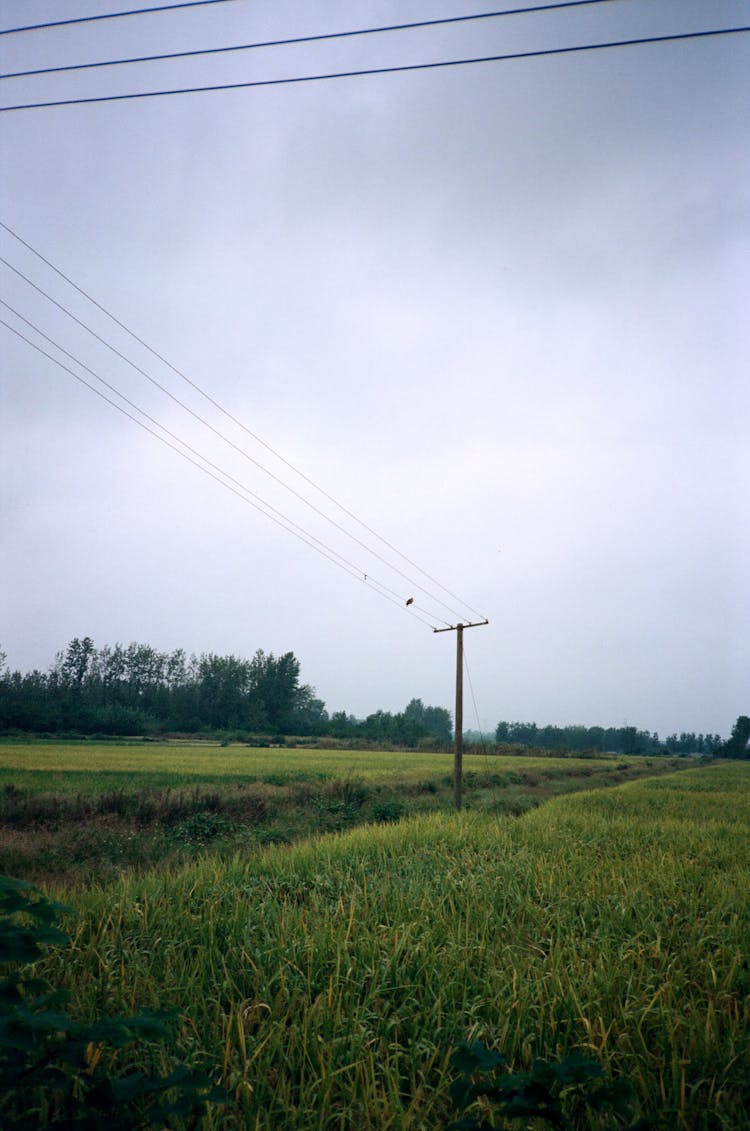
[1,1,747,736]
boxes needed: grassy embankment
[0,743,684,885]
[9,757,750,1129]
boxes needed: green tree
[58,636,96,688]
[249,650,301,733]
[723,715,750,759]
[423,704,452,742]
[328,710,358,739]
[197,653,252,729]
[99,642,127,692]
[404,698,426,724]
[404,698,452,742]
[292,683,328,732]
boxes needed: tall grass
[33,763,750,1129]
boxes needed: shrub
[370,799,405,823]
[170,812,234,845]
[325,778,368,808]
[448,1040,650,1130]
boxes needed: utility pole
[433,618,488,810]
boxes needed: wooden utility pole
[433,618,488,810]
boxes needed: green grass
[25,762,750,1130]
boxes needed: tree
[423,704,452,742]
[404,698,425,723]
[512,722,538,745]
[124,643,166,703]
[249,650,301,733]
[95,643,128,706]
[586,726,605,751]
[328,710,356,739]
[0,639,325,737]
[197,653,252,730]
[723,716,750,759]
[58,636,95,688]
[292,684,328,732]
[404,698,452,742]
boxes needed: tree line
[493,720,727,757]
[0,638,451,746]
[0,638,744,757]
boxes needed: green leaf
[0,924,66,965]
[452,1040,505,1076]
[74,1007,170,1050]
[592,1077,636,1116]
[550,1050,604,1085]
[447,1118,498,1131]
[106,1071,160,1104]
[0,876,71,923]
[448,1075,478,1111]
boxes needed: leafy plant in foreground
[0,875,227,1128]
[448,1039,655,1130]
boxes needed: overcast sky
[1,0,748,739]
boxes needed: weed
[99,788,129,815]
[170,812,234,845]
[324,778,368,808]
[253,827,292,846]
[370,799,405,823]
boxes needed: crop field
[0,741,639,790]
[0,743,683,886]
[2,753,748,1129]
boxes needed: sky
[1,0,748,740]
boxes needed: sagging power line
[0,222,486,623]
[0,0,243,37]
[1,313,444,629]
[0,244,485,628]
[1,26,746,112]
[1,254,472,622]
[1,2,627,80]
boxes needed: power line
[1,254,473,622]
[0,254,467,620]
[0,220,487,621]
[1,26,746,112]
[0,2,625,80]
[1,314,442,629]
[0,0,242,37]
[3,22,746,108]
[1,258,468,622]
[4,296,413,600]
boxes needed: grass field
[0,744,684,886]
[3,753,748,1128]
[0,741,639,789]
